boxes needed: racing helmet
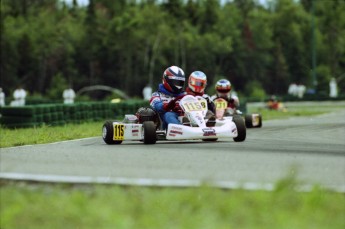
[162,66,186,94]
[215,79,232,98]
[188,71,207,94]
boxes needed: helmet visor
[217,88,231,93]
[190,79,206,87]
[170,78,185,87]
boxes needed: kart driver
[211,79,240,115]
[150,66,186,129]
[185,71,216,125]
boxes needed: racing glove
[162,95,185,111]
[172,100,183,115]
[163,99,176,111]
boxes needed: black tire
[143,121,157,144]
[245,114,253,128]
[233,115,246,142]
[256,114,262,128]
[245,114,262,128]
[102,120,122,145]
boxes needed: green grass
[247,102,345,120]
[1,179,344,229]
[0,121,104,148]
[250,108,325,120]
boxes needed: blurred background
[1,0,344,103]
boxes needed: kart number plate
[113,124,124,140]
[200,100,207,110]
[182,101,203,112]
[215,100,227,109]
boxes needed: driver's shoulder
[210,95,217,101]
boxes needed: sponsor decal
[232,128,237,133]
[170,130,183,135]
[131,126,139,136]
[169,134,176,137]
[124,115,137,121]
[168,76,185,81]
[202,128,216,137]
[171,126,183,131]
[131,130,139,136]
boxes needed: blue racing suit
[150,84,185,129]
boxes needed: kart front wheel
[233,115,246,142]
[102,121,123,145]
[143,121,157,144]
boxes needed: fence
[0,101,150,128]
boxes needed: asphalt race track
[1,105,344,192]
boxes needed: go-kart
[214,98,262,128]
[102,95,246,145]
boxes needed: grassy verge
[1,178,344,229]
[0,121,104,148]
[247,101,345,120]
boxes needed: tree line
[1,0,344,100]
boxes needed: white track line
[2,137,99,149]
[1,172,344,193]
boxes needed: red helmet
[162,66,185,94]
[188,71,207,94]
[215,79,231,93]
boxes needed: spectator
[0,87,5,106]
[266,95,287,112]
[297,84,306,98]
[329,78,338,98]
[288,83,298,97]
[63,87,76,104]
[142,84,152,101]
[11,86,26,106]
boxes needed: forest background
[1,0,344,101]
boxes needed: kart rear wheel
[143,121,157,144]
[245,114,262,128]
[102,121,123,145]
[245,114,253,128]
[233,115,246,142]
[256,114,263,127]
